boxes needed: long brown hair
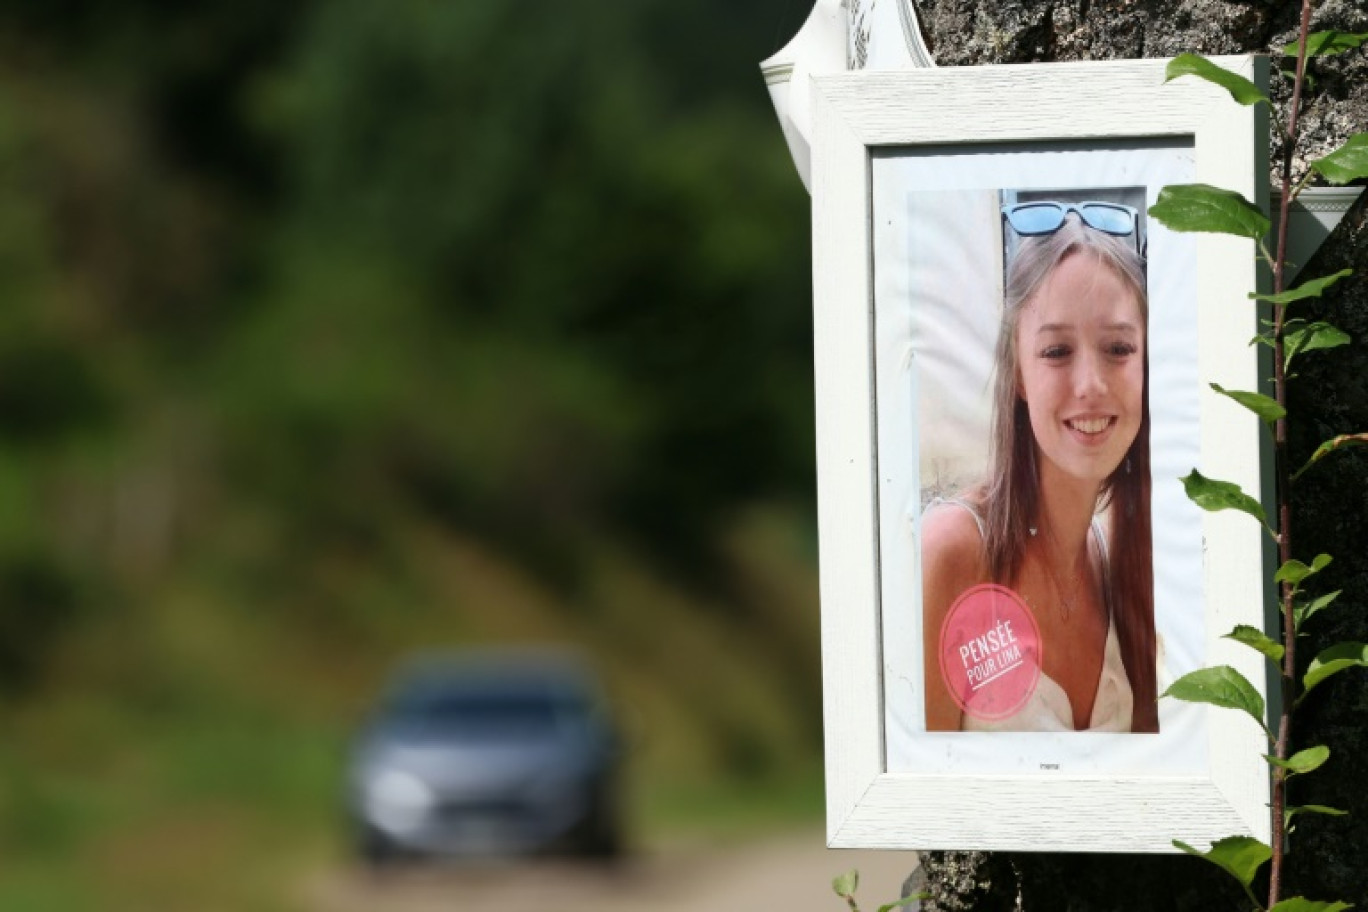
[979,216,1157,733]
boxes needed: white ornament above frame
[761,0,936,193]
[804,56,1275,853]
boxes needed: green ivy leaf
[1285,321,1351,369]
[833,869,859,898]
[1163,666,1266,732]
[1268,899,1353,912]
[1149,184,1270,239]
[1303,642,1368,697]
[1174,836,1271,889]
[1275,559,1310,584]
[1295,590,1343,630]
[1279,68,1320,91]
[1284,804,1348,826]
[1275,554,1332,586]
[1293,434,1368,481]
[1249,269,1354,305]
[1226,625,1285,663]
[1211,383,1285,423]
[1165,54,1271,106]
[1311,133,1368,185]
[1264,745,1330,776]
[1283,29,1368,57]
[1181,470,1268,525]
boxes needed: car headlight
[363,769,436,834]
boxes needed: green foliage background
[0,1,822,906]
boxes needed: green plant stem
[1288,170,1315,204]
[1258,239,1277,269]
[1269,0,1316,904]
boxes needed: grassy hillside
[0,502,825,910]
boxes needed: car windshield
[387,680,589,737]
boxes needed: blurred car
[347,647,623,865]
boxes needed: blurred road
[301,828,919,912]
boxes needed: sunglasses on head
[1001,201,1142,254]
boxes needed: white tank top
[927,498,1135,733]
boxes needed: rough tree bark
[906,1,1368,909]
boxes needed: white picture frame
[811,56,1271,853]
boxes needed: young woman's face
[1015,251,1145,489]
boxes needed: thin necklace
[1029,522,1087,619]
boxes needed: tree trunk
[906,0,1368,908]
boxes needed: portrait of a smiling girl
[921,200,1158,734]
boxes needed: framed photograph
[810,57,1271,852]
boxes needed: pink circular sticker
[938,584,1042,722]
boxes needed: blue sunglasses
[1002,201,1142,255]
